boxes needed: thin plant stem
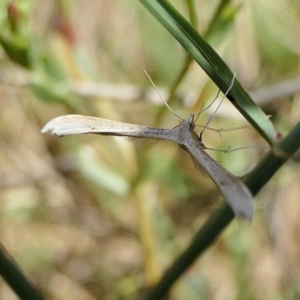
[0,243,45,300]
[145,121,300,300]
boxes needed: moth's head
[187,114,196,130]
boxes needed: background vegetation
[0,0,300,299]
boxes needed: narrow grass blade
[140,0,277,145]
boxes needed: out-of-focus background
[0,1,300,299]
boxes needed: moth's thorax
[174,114,198,150]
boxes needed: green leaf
[30,75,70,104]
[76,147,130,197]
[140,0,277,145]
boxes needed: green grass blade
[0,244,45,300]
[140,0,277,145]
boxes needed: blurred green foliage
[0,1,300,300]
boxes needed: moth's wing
[42,115,143,136]
[42,115,175,141]
[188,154,207,175]
[186,138,254,222]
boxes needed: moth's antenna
[144,70,183,120]
[199,73,236,140]
[194,89,221,121]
